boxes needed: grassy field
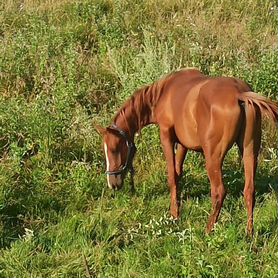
[0,0,277,277]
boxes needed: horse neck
[113,82,161,139]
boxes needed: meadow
[0,0,277,277]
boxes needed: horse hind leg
[204,149,227,234]
[237,108,261,236]
[242,149,259,236]
[201,108,241,234]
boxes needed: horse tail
[238,91,278,124]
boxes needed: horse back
[155,71,250,150]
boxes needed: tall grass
[0,0,277,277]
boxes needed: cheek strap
[105,124,136,176]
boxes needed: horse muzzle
[107,174,123,190]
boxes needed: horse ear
[95,124,106,136]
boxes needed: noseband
[106,124,136,176]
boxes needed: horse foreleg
[175,143,187,178]
[129,171,135,194]
[175,144,187,206]
[160,128,180,219]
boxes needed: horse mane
[113,68,202,133]
[113,76,169,132]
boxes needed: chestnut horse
[97,68,277,235]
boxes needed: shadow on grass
[223,163,277,199]
[0,211,25,249]
[178,158,277,203]
[257,216,278,238]
[130,154,277,205]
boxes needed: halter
[106,124,136,176]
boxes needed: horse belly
[175,121,202,151]
[173,79,211,151]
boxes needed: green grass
[0,0,277,277]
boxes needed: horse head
[96,124,136,190]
